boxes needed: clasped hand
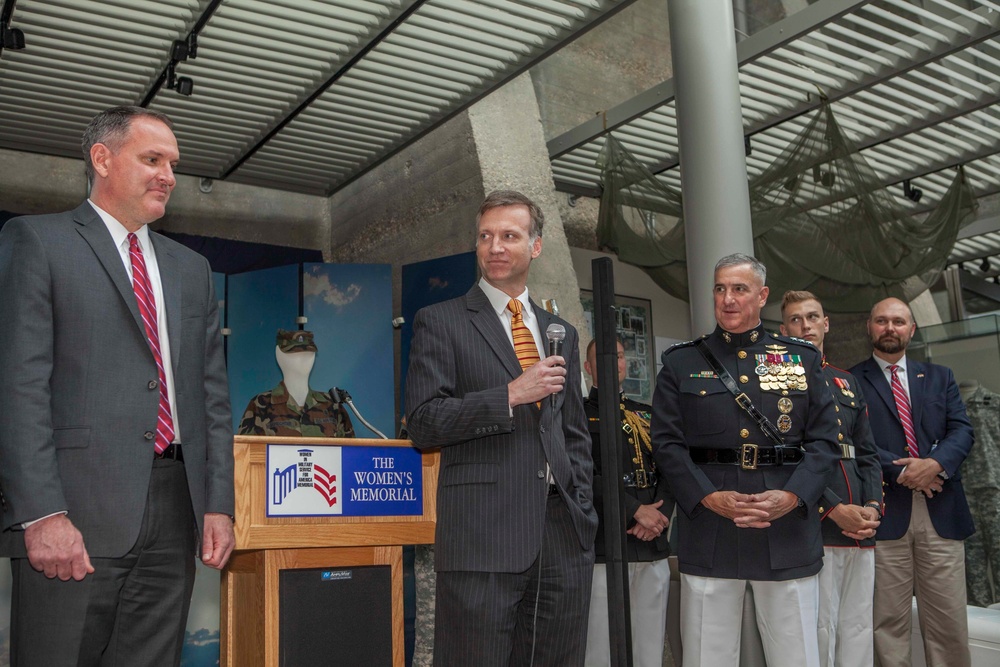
[703,489,798,529]
[627,500,670,541]
[508,356,566,407]
[892,457,944,498]
[828,503,880,540]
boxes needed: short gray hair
[715,253,766,286]
[476,190,545,241]
[82,106,173,182]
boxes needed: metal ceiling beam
[138,0,224,107]
[312,0,643,198]
[545,0,868,160]
[219,0,430,180]
[643,2,1000,175]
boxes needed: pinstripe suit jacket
[0,202,234,558]
[405,284,597,573]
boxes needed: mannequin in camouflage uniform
[238,329,355,438]
[960,379,1000,607]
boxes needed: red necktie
[888,364,919,459]
[128,233,175,454]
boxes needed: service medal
[777,414,792,433]
[777,397,793,414]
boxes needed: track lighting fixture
[903,180,922,203]
[981,257,991,274]
[1,25,25,50]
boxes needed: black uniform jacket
[818,361,882,548]
[586,387,673,563]
[651,324,840,581]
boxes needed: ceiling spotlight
[903,179,923,203]
[812,165,836,187]
[1,26,25,50]
[981,257,991,273]
[744,136,752,157]
[175,76,193,96]
[171,39,189,61]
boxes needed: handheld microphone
[546,323,567,406]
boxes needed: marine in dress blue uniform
[651,254,840,667]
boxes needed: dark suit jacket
[0,202,234,558]
[404,284,597,573]
[850,356,974,541]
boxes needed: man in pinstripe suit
[406,190,598,666]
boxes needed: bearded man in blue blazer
[850,297,974,667]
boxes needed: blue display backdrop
[226,264,299,432]
[302,263,394,438]
[399,252,477,413]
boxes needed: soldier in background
[238,329,355,437]
[780,291,882,667]
[959,379,1000,607]
[583,338,672,667]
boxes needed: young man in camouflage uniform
[238,329,355,437]
[780,290,882,667]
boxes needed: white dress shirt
[89,199,181,443]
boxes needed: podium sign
[266,444,423,517]
[222,436,438,667]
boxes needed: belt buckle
[634,470,650,489]
[740,443,758,470]
[735,393,752,410]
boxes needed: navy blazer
[849,356,974,541]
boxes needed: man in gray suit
[0,106,235,666]
[406,190,597,666]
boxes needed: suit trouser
[433,493,595,667]
[10,458,197,667]
[873,491,970,667]
[817,546,874,667]
[584,559,671,667]
[680,573,820,667]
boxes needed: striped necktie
[507,298,539,371]
[888,364,919,459]
[128,233,175,454]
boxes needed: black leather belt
[623,471,659,489]
[155,443,183,462]
[689,445,803,470]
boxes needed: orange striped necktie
[507,298,540,371]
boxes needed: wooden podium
[221,436,438,667]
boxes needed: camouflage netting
[596,102,979,312]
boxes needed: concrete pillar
[668,0,755,335]
[467,72,589,342]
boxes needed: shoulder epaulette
[769,332,817,350]
[662,336,701,357]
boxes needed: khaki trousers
[873,491,970,667]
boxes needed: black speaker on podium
[279,565,393,666]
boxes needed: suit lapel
[150,232,182,372]
[907,359,925,444]
[466,286,523,380]
[861,358,900,422]
[73,203,147,341]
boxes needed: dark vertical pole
[592,257,632,665]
